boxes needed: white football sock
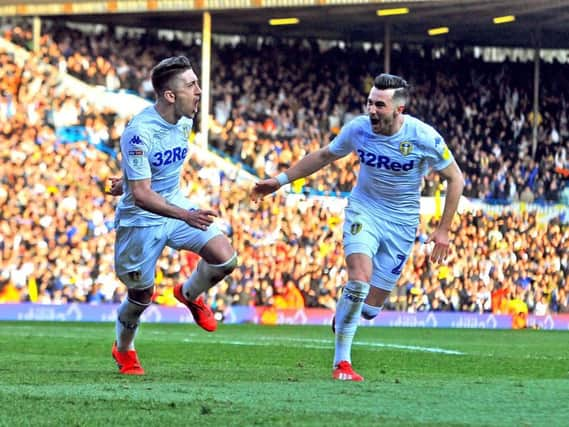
[115,298,149,351]
[334,280,370,366]
[182,253,237,301]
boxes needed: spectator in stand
[273,279,305,309]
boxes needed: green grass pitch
[0,322,567,426]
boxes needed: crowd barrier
[1,303,567,330]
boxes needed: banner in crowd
[1,304,568,330]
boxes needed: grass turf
[0,322,567,426]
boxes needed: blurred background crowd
[1,20,568,316]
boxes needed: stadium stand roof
[4,0,569,48]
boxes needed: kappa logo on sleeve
[129,135,143,145]
[434,136,451,160]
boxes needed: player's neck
[389,114,405,135]
[154,102,179,125]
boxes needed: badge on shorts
[128,271,141,281]
[350,223,362,235]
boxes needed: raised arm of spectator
[251,146,344,201]
[426,160,465,263]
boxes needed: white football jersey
[329,114,454,226]
[115,106,193,226]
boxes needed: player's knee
[204,252,238,282]
[343,280,370,303]
[127,287,154,305]
[361,303,383,320]
[220,252,238,275]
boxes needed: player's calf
[333,280,370,366]
[115,294,151,351]
[182,253,238,301]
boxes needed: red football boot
[332,360,364,382]
[112,342,145,375]
[173,284,217,332]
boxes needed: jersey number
[391,254,407,275]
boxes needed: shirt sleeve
[423,127,455,172]
[120,124,152,181]
[328,119,358,157]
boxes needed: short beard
[376,111,396,134]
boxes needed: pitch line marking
[0,326,465,355]
[177,335,465,355]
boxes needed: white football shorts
[342,206,416,292]
[114,216,223,289]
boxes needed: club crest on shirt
[181,124,191,140]
[399,141,413,156]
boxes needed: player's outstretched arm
[251,146,343,201]
[251,178,281,201]
[426,160,465,263]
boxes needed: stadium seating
[0,21,567,315]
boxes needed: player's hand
[105,177,123,196]
[251,178,281,202]
[184,209,218,230]
[425,228,450,263]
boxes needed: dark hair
[374,73,409,105]
[151,56,193,96]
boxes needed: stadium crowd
[0,21,568,317]
[4,20,569,204]
[5,19,568,203]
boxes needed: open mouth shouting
[370,116,382,132]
